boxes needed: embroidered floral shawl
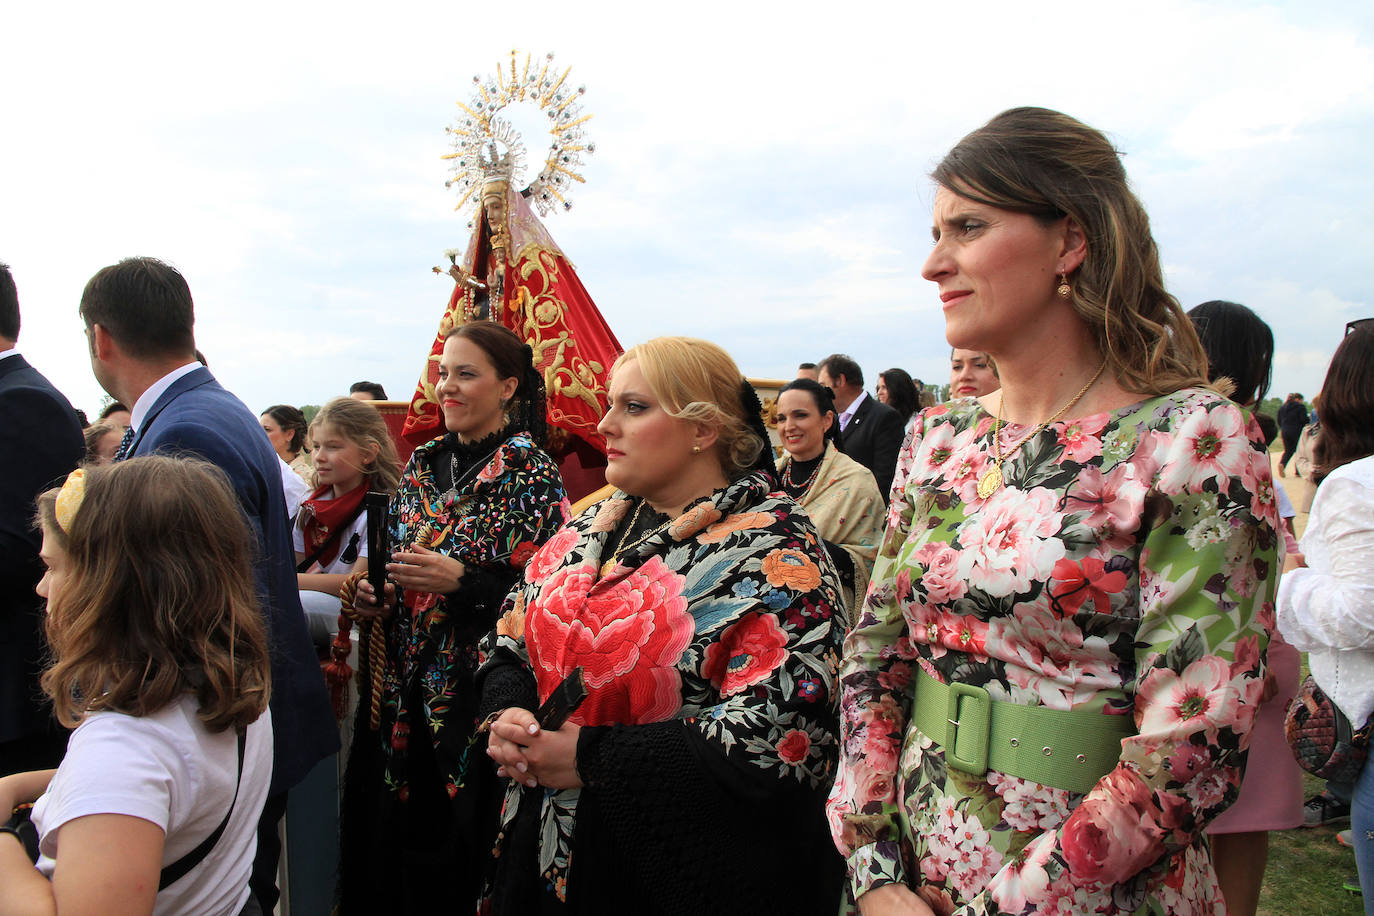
[780,441,885,619]
[478,472,846,899]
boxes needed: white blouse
[1277,453,1374,727]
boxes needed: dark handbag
[1285,675,1372,782]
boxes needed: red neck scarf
[300,480,369,568]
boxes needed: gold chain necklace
[600,499,670,576]
[976,359,1108,499]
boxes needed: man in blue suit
[80,257,338,910]
[0,262,85,775]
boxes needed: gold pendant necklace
[976,359,1107,499]
[599,499,669,577]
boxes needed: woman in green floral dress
[827,108,1281,916]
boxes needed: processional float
[400,51,621,503]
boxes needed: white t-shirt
[32,697,273,916]
[293,492,369,575]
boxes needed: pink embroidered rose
[955,486,1066,597]
[701,612,790,697]
[526,557,694,725]
[524,527,579,583]
[588,498,630,533]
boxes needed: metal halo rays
[442,50,595,217]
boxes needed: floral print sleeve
[827,391,1280,915]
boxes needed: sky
[3,0,1372,421]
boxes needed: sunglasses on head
[1347,318,1374,336]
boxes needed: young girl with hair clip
[0,457,273,916]
[295,396,401,648]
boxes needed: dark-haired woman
[340,322,568,914]
[1278,323,1374,904]
[1187,300,1302,916]
[876,369,920,437]
[828,108,1277,915]
[260,404,311,480]
[777,378,884,618]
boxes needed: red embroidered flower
[701,612,790,697]
[1049,557,1128,615]
[510,540,539,567]
[524,527,579,584]
[776,729,811,765]
[526,557,694,725]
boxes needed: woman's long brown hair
[39,457,270,731]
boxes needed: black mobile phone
[364,491,391,599]
[535,667,588,731]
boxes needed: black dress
[338,429,566,913]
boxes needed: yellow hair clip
[54,469,86,534]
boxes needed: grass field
[1258,773,1363,915]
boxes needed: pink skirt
[1206,636,1304,833]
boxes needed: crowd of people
[1,104,1371,916]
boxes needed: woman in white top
[1277,322,1374,905]
[0,457,273,916]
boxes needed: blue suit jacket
[0,355,84,747]
[127,366,339,793]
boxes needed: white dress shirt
[129,362,202,431]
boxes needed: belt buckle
[944,681,990,776]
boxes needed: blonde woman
[481,337,847,914]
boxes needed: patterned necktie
[113,426,135,462]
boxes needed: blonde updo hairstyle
[932,107,1209,396]
[612,337,764,480]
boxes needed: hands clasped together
[485,708,583,791]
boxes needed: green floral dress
[827,389,1280,915]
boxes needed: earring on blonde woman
[1057,273,1072,299]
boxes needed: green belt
[910,666,1135,795]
